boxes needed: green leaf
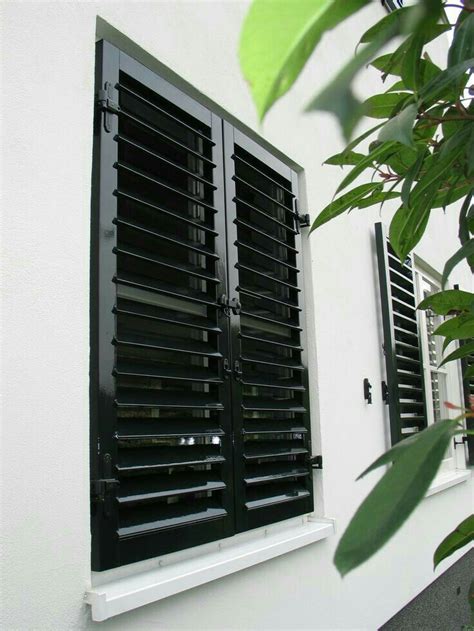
[334,419,457,577]
[357,433,419,480]
[378,104,418,147]
[439,341,474,368]
[306,18,401,139]
[324,151,366,166]
[239,0,369,120]
[448,11,474,69]
[434,315,474,341]
[389,198,432,262]
[433,515,474,569]
[418,289,474,315]
[401,23,451,90]
[336,142,397,194]
[310,182,381,231]
[439,123,472,161]
[401,148,426,207]
[442,240,474,288]
[420,58,474,105]
[355,190,400,209]
[363,92,413,119]
[401,33,424,91]
[359,6,410,44]
[339,121,386,158]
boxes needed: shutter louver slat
[224,126,314,532]
[375,222,428,445]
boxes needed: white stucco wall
[1,1,472,630]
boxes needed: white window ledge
[425,469,471,498]
[85,517,335,622]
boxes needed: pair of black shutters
[91,41,313,571]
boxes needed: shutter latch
[97,82,120,133]
[309,455,323,469]
[91,478,120,503]
[218,294,242,317]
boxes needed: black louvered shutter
[375,222,428,444]
[91,42,234,570]
[459,342,474,465]
[223,124,314,531]
[92,42,314,571]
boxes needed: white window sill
[425,469,471,498]
[85,516,335,622]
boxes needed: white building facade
[1,1,472,629]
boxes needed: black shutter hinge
[96,82,120,133]
[297,212,311,228]
[310,455,323,469]
[381,380,389,405]
[91,478,120,503]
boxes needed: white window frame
[413,257,468,476]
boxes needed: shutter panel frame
[375,222,428,445]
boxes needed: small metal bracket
[364,378,373,404]
[381,380,389,405]
[310,455,323,470]
[97,82,120,133]
[453,435,468,449]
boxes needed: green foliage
[240,0,474,580]
[239,0,369,121]
[433,515,474,569]
[334,419,459,576]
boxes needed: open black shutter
[223,123,314,531]
[375,222,428,444]
[459,342,474,464]
[91,42,234,570]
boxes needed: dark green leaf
[418,289,474,315]
[325,151,366,166]
[360,6,410,43]
[357,433,419,480]
[420,58,474,104]
[439,123,472,161]
[401,148,426,207]
[401,33,424,91]
[389,198,432,262]
[336,142,397,194]
[363,92,414,119]
[434,315,474,340]
[239,0,370,120]
[448,11,474,69]
[442,239,474,288]
[310,183,381,231]
[355,190,400,209]
[339,121,386,158]
[378,104,418,147]
[334,419,457,577]
[433,515,474,569]
[439,341,474,368]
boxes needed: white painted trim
[425,469,471,498]
[85,518,335,621]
